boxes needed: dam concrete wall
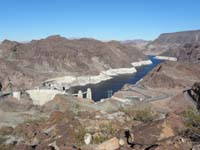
[27,59,153,105]
[26,89,64,105]
[26,88,93,105]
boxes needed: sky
[0,0,200,41]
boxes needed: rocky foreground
[0,31,200,149]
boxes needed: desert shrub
[75,126,88,144]
[24,116,47,124]
[100,122,115,136]
[182,108,200,141]
[75,122,116,145]
[183,108,200,132]
[133,107,154,123]
[92,122,116,144]
[121,105,154,123]
[92,134,107,144]
[0,136,6,145]
[0,127,13,136]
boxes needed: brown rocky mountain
[162,42,200,63]
[141,61,200,89]
[0,35,148,90]
[121,39,150,52]
[146,30,200,56]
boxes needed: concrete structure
[26,89,64,105]
[78,90,83,99]
[12,91,21,101]
[26,87,93,106]
[86,88,92,100]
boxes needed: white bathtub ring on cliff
[44,60,152,90]
[154,56,177,61]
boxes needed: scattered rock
[95,115,101,119]
[119,138,125,146]
[5,135,24,145]
[84,133,92,145]
[30,137,39,147]
[192,144,200,150]
[96,137,119,150]
[42,125,56,137]
[159,121,175,140]
[48,141,60,150]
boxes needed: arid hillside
[145,30,200,56]
[161,42,200,63]
[0,35,148,90]
[141,61,200,89]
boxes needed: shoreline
[27,59,153,105]
[154,56,177,61]
[45,60,152,90]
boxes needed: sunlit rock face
[146,30,200,57]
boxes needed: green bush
[183,108,200,135]
[92,134,107,144]
[101,122,115,136]
[0,137,6,145]
[24,116,47,124]
[75,126,88,144]
[92,122,116,144]
[119,104,154,123]
[134,107,154,123]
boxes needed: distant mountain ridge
[153,30,200,44]
[121,39,150,52]
[0,35,148,90]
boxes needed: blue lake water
[69,56,164,101]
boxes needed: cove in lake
[69,56,164,101]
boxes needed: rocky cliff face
[0,35,148,90]
[146,30,200,57]
[153,30,200,44]
[162,42,200,63]
[141,61,200,89]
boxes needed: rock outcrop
[146,30,200,61]
[141,61,200,89]
[162,42,200,63]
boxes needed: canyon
[0,35,149,91]
[0,30,200,150]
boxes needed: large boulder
[96,137,119,150]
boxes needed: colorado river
[69,56,164,101]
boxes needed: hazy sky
[0,0,200,41]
